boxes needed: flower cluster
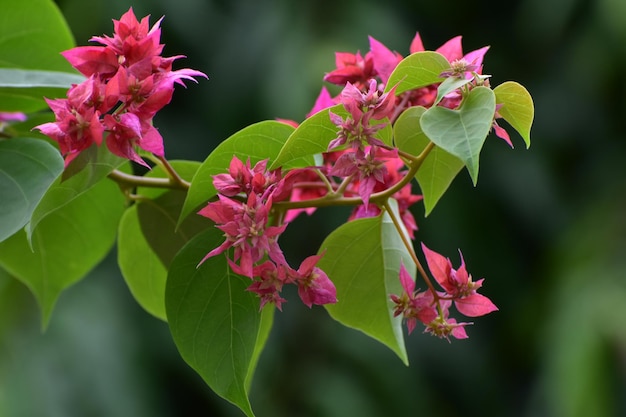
[35,7,207,167]
[390,243,498,341]
[198,156,337,311]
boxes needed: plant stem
[107,168,189,190]
[382,201,438,296]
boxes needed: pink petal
[409,32,425,54]
[455,293,498,317]
[369,35,401,84]
[421,243,452,288]
[398,262,415,295]
[436,36,463,62]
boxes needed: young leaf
[117,161,208,321]
[166,228,268,417]
[0,138,64,243]
[394,107,464,215]
[180,120,309,226]
[384,51,450,95]
[318,200,414,365]
[0,0,77,112]
[0,69,84,89]
[420,86,496,185]
[270,105,392,170]
[494,81,534,148]
[0,177,125,329]
[26,144,125,241]
[270,105,347,170]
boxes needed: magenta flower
[323,50,375,88]
[198,193,287,278]
[290,253,337,308]
[37,7,206,168]
[421,243,498,317]
[390,263,438,334]
[245,261,289,311]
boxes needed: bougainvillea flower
[306,86,336,118]
[323,50,376,87]
[198,193,287,278]
[291,253,337,308]
[245,261,289,311]
[368,36,402,85]
[421,243,498,317]
[390,263,438,334]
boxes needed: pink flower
[421,243,498,317]
[245,261,289,311]
[290,253,337,308]
[198,193,287,278]
[102,112,164,168]
[323,50,375,88]
[390,263,438,334]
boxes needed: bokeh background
[1,0,625,416]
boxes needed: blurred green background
[1,0,625,416]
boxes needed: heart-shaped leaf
[0,138,64,243]
[420,86,496,184]
[166,228,272,417]
[0,177,125,328]
[494,81,534,148]
[394,107,464,215]
[318,200,414,365]
[384,51,450,95]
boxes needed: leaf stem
[382,201,438,296]
[107,167,189,190]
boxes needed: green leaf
[394,107,464,216]
[270,105,346,170]
[0,177,124,328]
[318,200,413,365]
[384,51,450,95]
[26,144,125,241]
[0,0,77,112]
[271,104,393,171]
[180,120,310,226]
[434,76,472,105]
[420,86,496,185]
[117,161,210,321]
[166,228,268,417]
[0,138,64,243]
[0,69,84,88]
[494,81,534,148]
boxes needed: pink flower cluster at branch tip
[35,7,207,167]
[198,155,337,311]
[391,244,497,341]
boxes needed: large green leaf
[0,177,124,328]
[494,81,534,148]
[26,144,125,241]
[318,200,414,365]
[166,228,271,417]
[0,0,77,112]
[117,161,210,321]
[384,51,450,95]
[420,86,496,185]
[394,107,464,215]
[0,138,64,243]
[180,120,309,226]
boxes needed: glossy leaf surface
[0,138,64,242]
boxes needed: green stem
[382,201,438,297]
[107,168,189,190]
